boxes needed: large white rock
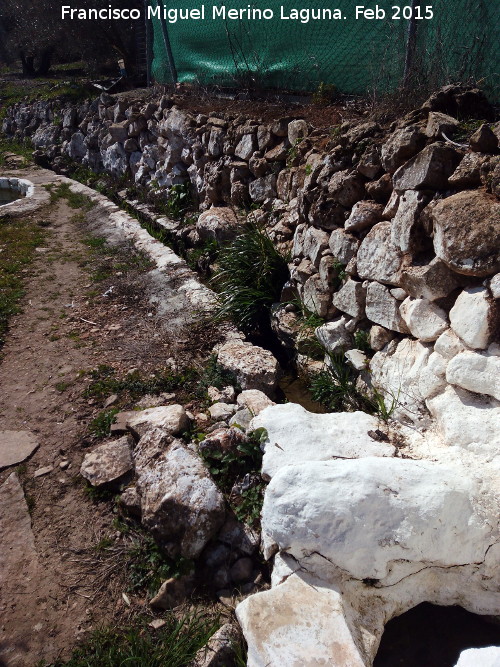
[137,440,226,558]
[446,351,500,401]
[236,574,367,667]
[450,287,492,349]
[251,403,395,479]
[236,389,275,416]
[418,351,447,400]
[434,328,466,360]
[196,207,239,243]
[426,386,500,456]
[357,222,405,286]
[328,228,359,265]
[399,297,448,342]
[302,227,330,267]
[262,457,494,582]
[455,647,500,667]
[217,340,279,397]
[366,282,409,333]
[370,338,431,424]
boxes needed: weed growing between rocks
[212,223,289,334]
[52,610,220,667]
[200,428,268,527]
[44,182,95,211]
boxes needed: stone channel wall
[3,84,500,665]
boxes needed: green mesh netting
[150,0,499,100]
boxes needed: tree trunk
[36,47,54,76]
[20,52,36,77]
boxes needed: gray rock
[230,557,254,583]
[149,573,194,610]
[0,431,39,469]
[369,325,395,351]
[365,282,409,333]
[302,274,333,318]
[357,222,405,286]
[302,227,330,267]
[197,207,239,243]
[315,317,353,354]
[126,405,189,440]
[469,124,498,153]
[344,201,383,232]
[137,440,226,558]
[381,124,427,172]
[80,436,133,488]
[431,190,500,276]
[392,143,461,192]
[217,340,279,397]
[424,112,459,139]
[191,623,240,667]
[448,152,487,188]
[329,229,359,265]
[332,279,366,319]
[400,258,459,301]
[328,170,365,208]
[288,119,308,145]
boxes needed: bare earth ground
[0,164,220,666]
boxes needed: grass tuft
[212,223,289,334]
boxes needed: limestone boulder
[234,134,256,161]
[455,647,500,667]
[101,142,128,177]
[426,386,500,456]
[448,152,487,188]
[370,338,431,423]
[400,258,459,301]
[399,297,448,342]
[262,457,494,581]
[449,287,493,349]
[327,169,365,208]
[80,436,133,488]
[332,279,366,319]
[490,273,500,299]
[390,190,429,252]
[315,317,353,354]
[424,111,460,139]
[236,389,275,417]
[469,124,498,153]
[137,440,226,558]
[302,227,330,267]
[126,405,189,440]
[381,124,427,173]
[365,282,409,333]
[196,207,239,243]
[251,403,395,479]
[446,350,500,401]
[357,222,405,286]
[302,274,333,318]
[236,574,367,667]
[288,119,308,144]
[369,325,394,351]
[344,200,383,232]
[217,340,279,397]
[392,143,461,192]
[328,229,359,265]
[431,190,500,277]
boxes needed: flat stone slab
[0,430,39,469]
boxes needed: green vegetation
[0,80,92,121]
[0,137,33,165]
[286,138,303,167]
[353,329,371,352]
[310,351,398,421]
[54,612,219,667]
[44,182,95,210]
[195,353,239,399]
[212,223,289,333]
[162,183,192,220]
[200,428,267,526]
[0,215,45,349]
[88,408,120,438]
[312,81,338,105]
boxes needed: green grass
[88,408,120,438]
[0,215,45,349]
[54,612,220,667]
[310,351,398,421]
[0,137,33,165]
[44,183,95,210]
[212,223,289,334]
[0,79,92,121]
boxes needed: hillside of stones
[2,83,500,665]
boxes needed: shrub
[212,223,289,333]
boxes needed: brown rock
[431,190,500,276]
[0,430,39,469]
[469,124,498,153]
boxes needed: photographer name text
[61,4,435,24]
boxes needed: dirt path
[0,167,220,666]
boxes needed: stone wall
[3,84,499,448]
[3,85,500,665]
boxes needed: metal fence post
[155,0,178,84]
[403,0,422,87]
